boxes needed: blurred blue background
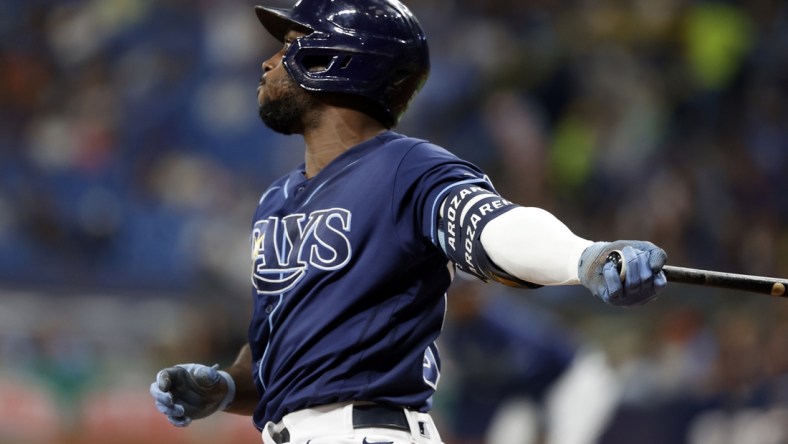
[0,0,786,443]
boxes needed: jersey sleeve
[391,141,495,254]
[391,140,540,288]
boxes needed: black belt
[272,404,409,443]
[352,404,410,431]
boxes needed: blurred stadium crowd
[0,0,786,443]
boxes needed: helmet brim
[254,5,311,42]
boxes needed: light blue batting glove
[149,363,235,427]
[578,241,667,306]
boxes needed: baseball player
[149,1,668,443]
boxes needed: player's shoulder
[381,131,462,164]
[382,132,487,192]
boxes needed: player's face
[257,29,319,135]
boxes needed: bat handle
[606,250,626,281]
[607,252,787,297]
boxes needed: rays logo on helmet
[251,208,352,294]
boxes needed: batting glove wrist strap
[578,240,667,306]
[216,370,236,411]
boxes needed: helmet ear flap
[390,67,415,86]
[300,54,338,73]
[336,55,354,70]
[300,55,354,74]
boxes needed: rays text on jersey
[252,208,352,294]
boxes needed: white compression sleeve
[480,207,593,286]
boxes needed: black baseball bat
[607,252,787,297]
[661,265,787,297]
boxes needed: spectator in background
[441,278,622,444]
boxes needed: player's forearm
[480,206,593,285]
[223,344,260,415]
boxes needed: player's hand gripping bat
[607,251,787,298]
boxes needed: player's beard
[258,76,319,135]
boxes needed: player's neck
[302,108,387,178]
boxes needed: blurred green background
[0,0,786,443]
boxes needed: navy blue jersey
[247,131,494,427]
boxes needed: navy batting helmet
[254,0,429,125]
